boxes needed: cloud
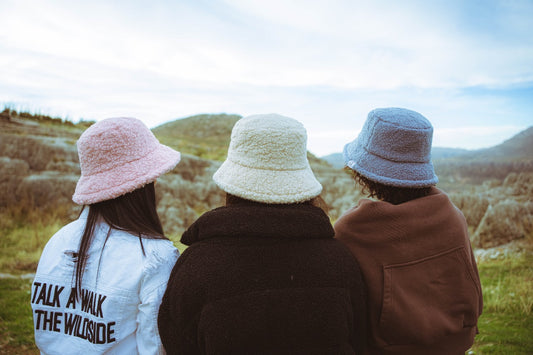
[0,0,531,156]
[2,0,532,90]
[221,0,533,89]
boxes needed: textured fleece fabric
[334,187,482,355]
[32,209,179,354]
[213,114,322,203]
[343,108,438,187]
[158,202,368,355]
[73,117,180,205]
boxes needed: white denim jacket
[32,209,179,355]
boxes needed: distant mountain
[321,126,533,164]
[434,126,533,187]
[321,147,472,169]
[431,147,470,160]
[321,153,344,169]
[457,126,533,161]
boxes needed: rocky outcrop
[472,200,533,248]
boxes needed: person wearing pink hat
[31,117,181,354]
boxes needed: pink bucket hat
[72,117,181,205]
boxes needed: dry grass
[0,204,73,274]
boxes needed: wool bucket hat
[213,113,322,204]
[72,117,181,205]
[343,107,438,187]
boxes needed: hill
[434,126,533,188]
[0,110,351,237]
[320,126,533,185]
[152,113,242,161]
[153,113,332,170]
[458,126,533,161]
[1,108,531,251]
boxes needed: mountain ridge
[1,109,531,249]
[321,126,533,169]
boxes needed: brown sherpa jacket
[158,202,368,355]
[334,187,483,355]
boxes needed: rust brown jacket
[334,187,482,355]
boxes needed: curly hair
[345,167,432,205]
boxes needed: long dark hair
[74,182,167,298]
[345,167,431,205]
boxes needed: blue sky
[1,0,532,156]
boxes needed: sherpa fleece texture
[158,202,368,355]
[213,114,322,203]
[73,117,180,205]
[334,187,483,355]
[343,108,438,187]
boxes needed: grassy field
[470,252,533,354]
[0,211,532,354]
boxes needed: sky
[1,0,532,156]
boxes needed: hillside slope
[152,114,241,161]
[459,126,533,161]
[2,109,531,249]
[153,113,333,170]
[434,126,533,187]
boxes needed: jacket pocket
[378,246,481,346]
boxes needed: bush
[0,157,30,206]
[0,135,77,171]
[449,192,490,229]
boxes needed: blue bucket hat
[343,107,438,188]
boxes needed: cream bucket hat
[213,114,322,204]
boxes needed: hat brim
[213,158,323,204]
[72,144,181,205]
[343,139,438,188]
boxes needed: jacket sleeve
[137,244,179,355]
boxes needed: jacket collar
[181,203,334,246]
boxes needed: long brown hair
[74,182,167,298]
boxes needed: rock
[472,200,533,248]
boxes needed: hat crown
[227,114,308,170]
[77,117,160,176]
[361,108,433,164]
[343,107,438,188]
[73,117,180,205]
[213,113,322,204]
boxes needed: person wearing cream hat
[158,114,367,354]
[32,117,181,354]
[335,108,483,354]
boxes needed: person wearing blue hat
[334,108,483,354]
